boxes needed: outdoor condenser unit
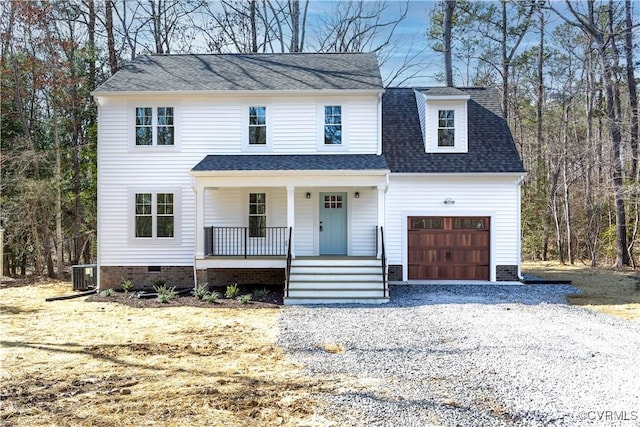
[71,264,97,291]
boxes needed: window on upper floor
[135,106,174,146]
[248,106,267,145]
[324,105,342,145]
[135,192,174,238]
[248,193,266,237]
[437,110,455,147]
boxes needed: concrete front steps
[284,257,389,305]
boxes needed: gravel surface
[277,285,640,426]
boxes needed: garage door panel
[408,216,490,280]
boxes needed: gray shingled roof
[382,87,525,173]
[94,53,383,93]
[192,154,388,172]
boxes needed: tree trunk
[105,0,118,74]
[536,8,544,163]
[624,0,638,181]
[443,0,456,87]
[562,102,573,264]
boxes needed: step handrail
[380,226,388,298]
[285,226,293,298]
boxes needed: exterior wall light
[355,192,360,199]
[443,198,455,205]
[306,192,311,199]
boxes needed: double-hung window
[134,192,175,239]
[248,193,266,237]
[248,106,267,145]
[135,106,174,146]
[324,106,342,145]
[437,110,455,147]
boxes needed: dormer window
[437,110,455,147]
[418,91,470,154]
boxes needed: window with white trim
[437,110,455,147]
[248,106,267,145]
[324,105,342,145]
[135,106,174,146]
[249,193,266,237]
[134,192,175,239]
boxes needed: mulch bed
[86,288,283,309]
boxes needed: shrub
[225,283,240,299]
[252,288,270,301]
[204,291,221,303]
[192,282,209,300]
[154,279,167,287]
[238,294,252,304]
[121,279,134,293]
[100,288,114,297]
[154,284,176,303]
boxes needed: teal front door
[319,192,347,255]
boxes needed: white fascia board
[190,169,390,178]
[390,172,526,178]
[91,88,385,98]
[423,94,471,101]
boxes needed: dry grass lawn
[0,281,336,427]
[523,261,640,321]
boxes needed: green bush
[225,283,240,299]
[121,279,134,293]
[154,284,176,303]
[204,291,221,303]
[252,288,270,301]
[238,294,252,304]
[192,282,209,300]
[100,288,114,297]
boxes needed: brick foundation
[496,265,519,281]
[206,268,285,287]
[388,265,403,282]
[100,266,194,290]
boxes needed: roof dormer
[418,88,470,154]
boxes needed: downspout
[516,174,526,281]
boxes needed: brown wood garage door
[408,216,490,280]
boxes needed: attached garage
[408,216,490,280]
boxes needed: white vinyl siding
[96,92,380,268]
[349,189,377,256]
[294,190,315,256]
[385,175,521,281]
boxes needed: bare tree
[443,0,456,87]
[550,1,629,267]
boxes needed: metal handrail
[285,227,293,298]
[380,226,388,298]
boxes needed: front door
[319,192,347,255]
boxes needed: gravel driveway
[278,285,640,426]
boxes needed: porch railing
[204,226,289,257]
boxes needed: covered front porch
[189,154,390,303]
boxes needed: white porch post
[377,184,386,258]
[195,184,205,259]
[286,185,295,258]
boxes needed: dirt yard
[0,281,336,427]
[523,261,640,321]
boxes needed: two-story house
[92,53,525,304]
